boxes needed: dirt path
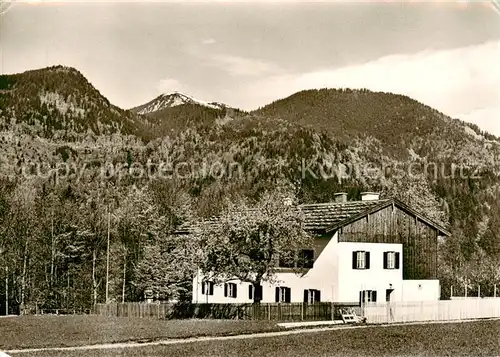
[5,318,500,355]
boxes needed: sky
[1,0,499,135]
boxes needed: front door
[386,288,395,322]
[386,288,394,302]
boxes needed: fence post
[331,301,334,321]
[494,284,497,298]
[464,283,467,298]
[478,285,480,298]
[450,285,453,299]
[301,303,304,321]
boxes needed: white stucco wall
[336,242,403,303]
[192,233,439,304]
[401,280,440,301]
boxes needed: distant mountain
[0,65,144,138]
[254,88,500,163]
[130,92,229,115]
[131,92,245,137]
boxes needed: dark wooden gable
[336,203,443,280]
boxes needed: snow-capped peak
[134,92,228,115]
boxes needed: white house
[187,192,450,304]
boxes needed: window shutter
[209,282,214,295]
[395,252,400,269]
[365,252,371,269]
[275,287,280,302]
[285,287,291,303]
[234,284,238,298]
[224,283,228,297]
[352,251,358,269]
[249,285,253,300]
[372,290,377,302]
[359,290,363,304]
[303,289,309,303]
[316,290,321,303]
[201,282,205,295]
[308,250,315,268]
[383,252,388,269]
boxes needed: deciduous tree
[196,188,312,304]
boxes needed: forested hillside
[0,66,499,313]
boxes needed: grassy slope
[0,316,281,350]
[15,320,500,357]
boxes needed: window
[352,251,370,269]
[279,249,315,269]
[201,281,214,296]
[303,289,321,303]
[275,286,291,303]
[248,284,262,301]
[298,249,315,268]
[224,282,237,298]
[360,290,377,303]
[383,251,400,269]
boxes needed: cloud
[201,38,216,45]
[157,78,184,93]
[239,40,500,135]
[458,106,500,137]
[206,54,283,77]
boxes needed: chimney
[334,192,348,203]
[361,192,380,201]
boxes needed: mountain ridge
[0,65,146,138]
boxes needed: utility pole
[5,265,8,315]
[122,251,126,303]
[105,208,110,304]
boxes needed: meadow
[0,315,281,350]
[2,316,499,356]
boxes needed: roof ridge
[300,199,390,207]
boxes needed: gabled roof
[301,199,386,231]
[175,198,451,237]
[305,198,451,236]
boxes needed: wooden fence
[95,302,361,321]
[363,298,500,324]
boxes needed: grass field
[8,319,500,357]
[0,315,281,350]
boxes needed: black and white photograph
[0,0,499,356]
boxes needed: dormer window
[279,249,315,269]
[298,249,314,268]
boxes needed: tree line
[0,178,196,314]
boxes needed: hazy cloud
[201,38,216,45]
[206,54,284,77]
[458,106,500,136]
[157,78,185,93]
